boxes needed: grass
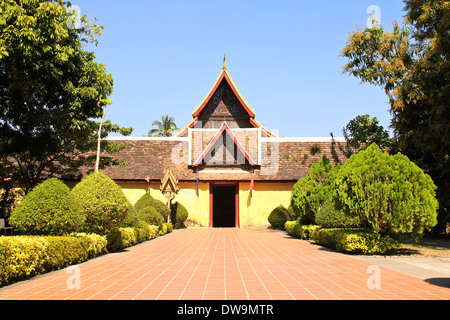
[398,235,450,257]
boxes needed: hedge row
[0,233,107,287]
[109,222,173,251]
[285,221,401,255]
[0,222,174,287]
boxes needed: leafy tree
[330,114,392,162]
[291,155,341,224]
[0,0,132,194]
[148,115,179,137]
[339,0,449,231]
[9,178,84,235]
[334,143,438,241]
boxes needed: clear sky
[72,0,407,138]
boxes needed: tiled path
[0,228,449,300]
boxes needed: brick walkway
[0,228,449,300]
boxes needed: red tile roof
[88,137,347,183]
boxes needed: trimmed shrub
[285,220,320,239]
[139,206,164,226]
[312,228,401,255]
[170,201,189,229]
[134,192,170,221]
[335,143,439,241]
[69,233,108,258]
[268,205,291,230]
[0,234,107,287]
[164,222,173,234]
[285,221,401,255]
[134,192,154,212]
[151,199,170,221]
[71,172,132,241]
[314,198,361,228]
[9,178,85,235]
[108,222,166,252]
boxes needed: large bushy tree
[334,143,438,241]
[291,155,340,224]
[0,0,132,194]
[340,0,449,231]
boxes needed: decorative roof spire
[223,52,226,70]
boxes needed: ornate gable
[177,55,275,137]
[192,123,256,167]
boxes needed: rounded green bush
[9,178,85,235]
[268,205,291,230]
[134,192,170,221]
[170,201,188,229]
[139,206,164,226]
[71,171,132,238]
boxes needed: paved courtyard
[0,228,449,300]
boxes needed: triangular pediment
[193,123,256,167]
[192,70,255,118]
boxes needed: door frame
[209,182,239,228]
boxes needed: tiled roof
[90,137,347,182]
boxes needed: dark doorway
[212,185,236,227]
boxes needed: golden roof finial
[223,52,227,70]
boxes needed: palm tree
[148,115,179,137]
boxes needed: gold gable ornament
[160,170,179,223]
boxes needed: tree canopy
[334,143,438,241]
[0,0,132,193]
[340,0,449,230]
[291,154,340,224]
[148,115,179,137]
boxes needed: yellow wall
[117,181,210,227]
[171,182,210,227]
[100,181,294,228]
[238,182,294,227]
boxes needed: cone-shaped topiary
[71,171,132,238]
[9,178,85,235]
[134,192,154,212]
[139,206,164,226]
[134,192,170,221]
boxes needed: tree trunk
[95,106,107,172]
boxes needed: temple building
[99,58,346,228]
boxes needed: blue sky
[73,0,407,137]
